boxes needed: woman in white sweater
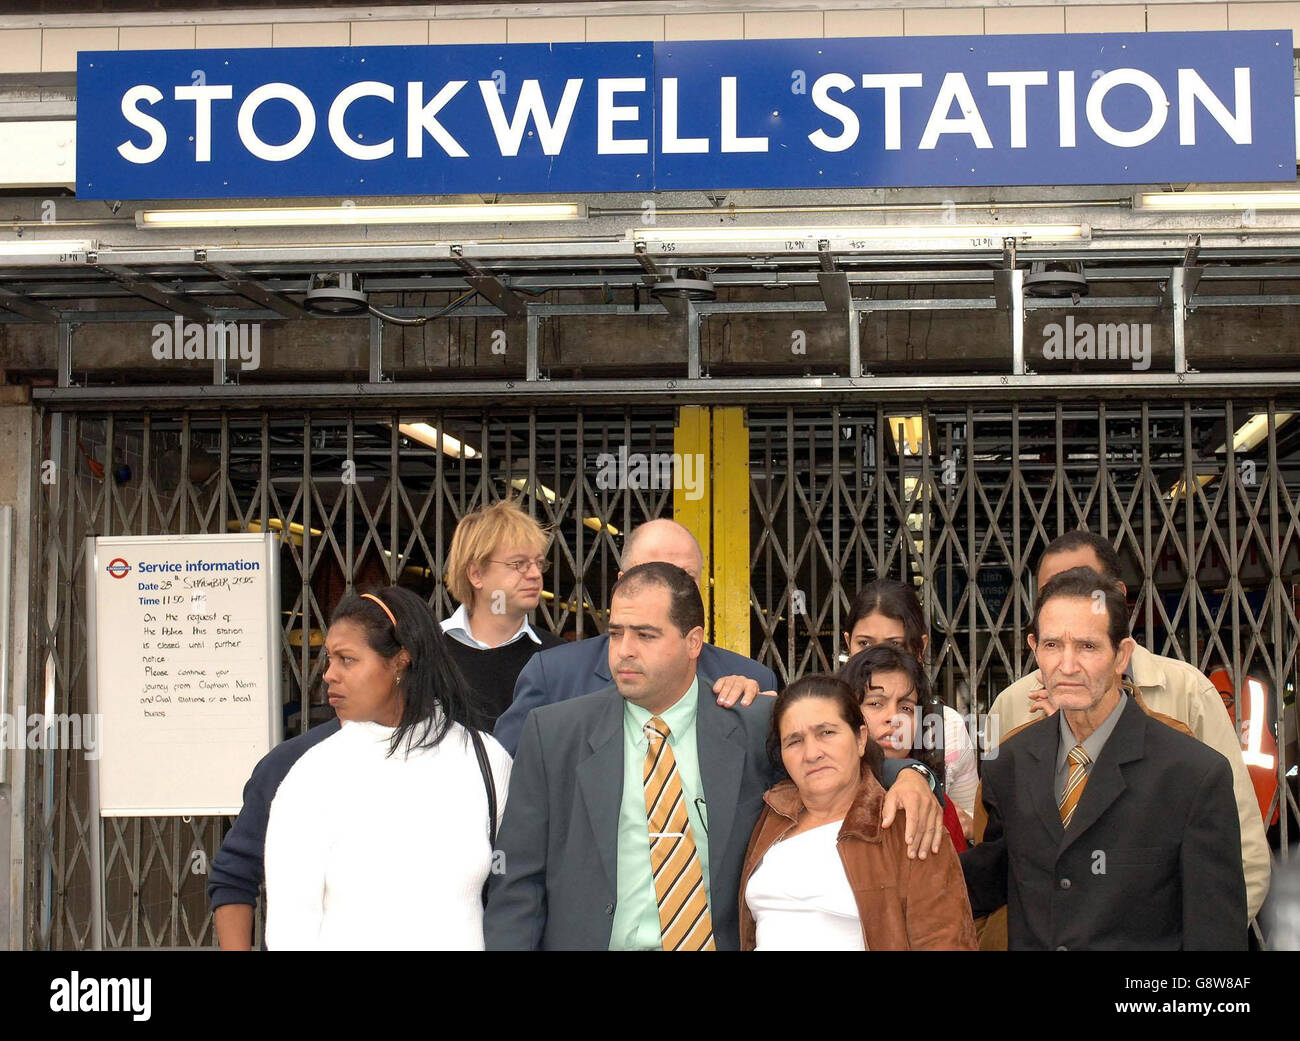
[265,585,511,950]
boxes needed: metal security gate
[746,400,1298,855]
[24,404,680,949]
[24,396,1299,948]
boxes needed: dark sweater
[445,629,566,725]
[207,717,343,911]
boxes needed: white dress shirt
[441,602,541,650]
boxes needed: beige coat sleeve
[1183,675,1272,920]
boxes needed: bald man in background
[494,520,776,757]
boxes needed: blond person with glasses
[442,499,565,724]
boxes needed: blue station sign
[75,31,1297,199]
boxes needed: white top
[441,603,541,650]
[264,718,511,950]
[745,821,866,951]
[943,705,979,818]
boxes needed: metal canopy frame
[2,185,1300,399]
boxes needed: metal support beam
[369,315,385,383]
[687,302,701,381]
[93,261,210,323]
[55,322,72,388]
[196,256,307,318]
[35,370,1300,410]
[848,307,862,379]
[450,253,527,318]
[817,271,852,313]
[0,288,58,324]
[1171,266,1189,374]
[525,312,540,382]
[1009,268,1026,376]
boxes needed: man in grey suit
[485,562,943,951]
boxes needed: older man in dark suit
[485,562,943,951]
[961,567,1247,950]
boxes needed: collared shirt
[609,676,712,951]
[1053,688,1128,805]
[440,602,541,650]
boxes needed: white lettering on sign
[479,78,583,157]
[104,59,1266,171]
[238,82,316,161]
[117,85,166,164]
[329,81,395,160]
[598,78,648,155]
[407,81,468,158]
[174,84,233,162]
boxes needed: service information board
[75,30,1297,199]
[87,534,281,817]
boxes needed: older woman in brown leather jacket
[739,674,977,950]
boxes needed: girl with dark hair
[843,579,979,833]
[841,645,968,852]
[264,585,510,949]
[738,675,976,951]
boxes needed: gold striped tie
[1059,744,1091,828]
[642,716,715,952]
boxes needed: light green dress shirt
[608,676,712,951]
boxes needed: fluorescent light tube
[1214,412,1294,454]
[397,422,478,459]
[137,203,582,229]
[1137,191,1300,212]
[630,224,1088,244]
[0,239,93,256]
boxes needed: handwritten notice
[89,534,281,816]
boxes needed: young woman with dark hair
[264,585,510,949]
[841,644,968,851]
[843,579,980,834]
[739,675,976,951]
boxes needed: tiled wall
[2,3,1300,73]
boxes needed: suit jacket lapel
[1059,695,1144,855]
[695,674,745,872]
[576,688,624,893]
[1022,718,1066,847]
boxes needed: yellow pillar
[674,406,711,640]
[710,408,750,657]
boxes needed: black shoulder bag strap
[468,728,498,908]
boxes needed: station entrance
[23,394,1300,948]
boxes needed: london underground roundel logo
[106,558,131,579]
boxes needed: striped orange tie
[1059,744,1091,828]
[642,716,715,951]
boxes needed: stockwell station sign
[75,30,1297,199]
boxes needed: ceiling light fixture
[137,202,583,229]
[1136,191,1300,212]
[0,239,94,257]
[1214,412,1295,455]
[630,224,1089,246]
[397,422,479,459]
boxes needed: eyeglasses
[487,556,551,575]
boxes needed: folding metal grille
[24,405,675,949]
[23,397,1298,948]
[747,400,1297,902]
